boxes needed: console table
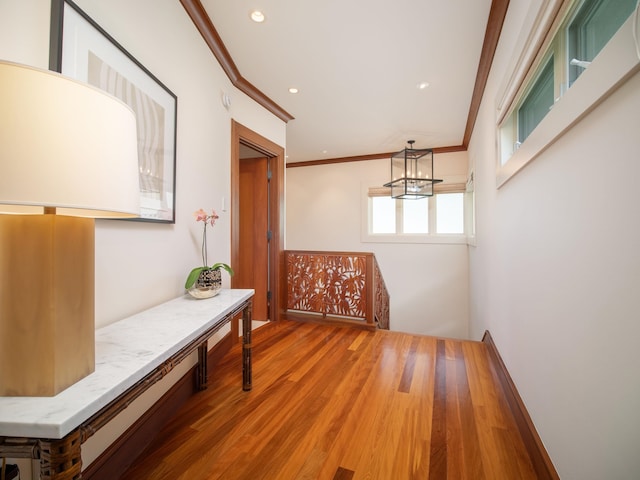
[0,289,254,479]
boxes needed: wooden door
[238,157,269,320]
[231,121,285,323]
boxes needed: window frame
[495,0,640,187]
[362,185,469,245]
[516,53,556,145]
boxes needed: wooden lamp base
[0,214,95,396]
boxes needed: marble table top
[0,289,254,439]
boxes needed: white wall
[468,1,640,479]
[286,153,469,338]
[77,0,285,326]
[0,0,285,474]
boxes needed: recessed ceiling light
[250,10,265,23]
[417,82,430,89]
[288,87,299,94]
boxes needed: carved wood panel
[374,259,390,329]
[286,253,367,319]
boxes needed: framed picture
[50,0,177,223]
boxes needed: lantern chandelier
[384,140,442,199]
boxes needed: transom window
[499,0,637,167]
[568,0,637,86]
[517,55,555,145]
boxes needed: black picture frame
[50,0,177,223]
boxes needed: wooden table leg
[242,301,252,391]
[196,340,208,391]
[39,430,82,479]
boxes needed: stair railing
[283,250,389,329]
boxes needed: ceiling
[198,0,495,164]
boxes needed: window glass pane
[371,196,396,233]
[436,193,464,234]
[402,198,429,233]
[568,0,636,85]
[518,56,554,143]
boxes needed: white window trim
[465,170,476,247]
[496,6,640,188]
[361,181,469,245]
[361,232,469,245]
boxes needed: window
[367,193,466,243]
[371,196,396,234]
[497,0,639,181]
[403,198,429,234]
[436,193,464,234]
[568,0,637,86]
[517,56,555,144]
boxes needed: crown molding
[286,145,466,169]
[180,0,294,123]
[463,0,511,148]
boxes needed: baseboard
[82,332,233,480]
[282,311,376,331]
[482,331,560,480]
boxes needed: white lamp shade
[0,61,140,218]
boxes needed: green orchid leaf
[211,263,234,276]
[185,266,206,289]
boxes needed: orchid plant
[185,208,234,289]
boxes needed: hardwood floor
[121,321,546,479]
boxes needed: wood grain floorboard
[428,339,447,479]
[120,321,544,479]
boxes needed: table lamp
[0,61,140,396]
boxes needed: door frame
[230,120,285,321]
